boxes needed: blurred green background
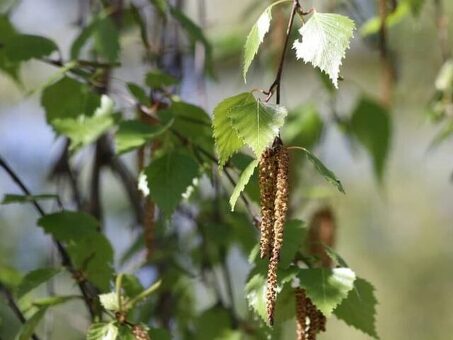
[1,0,453,339]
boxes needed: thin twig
[0,156,99,320]
[0,284,40,340]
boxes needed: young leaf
[99,292,120,312]
[2,194,58,205]
[229,159,259,211]
[294,147,345,193]
[242,3,271,81]
[4,34,57,62]
[38,211,114,291]
[293,12,355,88]
[32,295,80,308]
[144,151,199,216]
[242,0,292,81]
[145,70,179,88]
[41,76,100,123]
[94,16,120,63]
[297,267,356,316]
[334,277,379,339]
[212,93,247,167]
[16,268,60,298]
[114,119,173,155]
[0,15,20,80]
[87,322,118,340]
[52,95,118,151]
[350,98,391,182]
[227,93,287,157]
[15,307,47,340]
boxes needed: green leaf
[144,151,199,216]
[228,93,287,157]
[2,194,58,205]
[52,95,118,151]
[15,308,47,340]
[350,98,391,182]
[121,274,144,298]
[243,2,280,82]
[334,277,379,339]
[245,266,298,326]
[94,16,120,63]
[126,82,150,106]
[70,19,97,60]
[38,212,113,291]
[145,70,178,88]
[17,268,60,298]
[99,292,120,312]
[212,93,246,167]
[41,76,100,122]
[361,3,410,36]
[149,328,171,340]
[297,267,356,316]
[279,219,307,268]
[4,34,57,62]
[87,322,118,340]
[0,15,20,80]
[229,159,258,211]
[295,147,345,193]
[293,12,355,88]
[194,306,231,340]
[114,119,173,155]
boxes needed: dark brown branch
[0,284,40,340]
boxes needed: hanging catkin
[306,296,326,340]
[132,324,150,340]
[266,145,289,325]
[295,288,308,340]
[259,147,278,258]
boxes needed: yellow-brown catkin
[132,325,150,340]
[143,199,155,260]
[259,147,278,259]
[295,288,308,340]
[266,146,289,325]
[308,207,336,267]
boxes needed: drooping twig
[0,156,100,320]
[0,284,40,340]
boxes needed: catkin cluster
[295,288,326,340]
[259,144,289,325]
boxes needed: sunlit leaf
[293,12,355,88]
[87,322,118,340]
[227,93,287,157]
[297,267,356,316]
